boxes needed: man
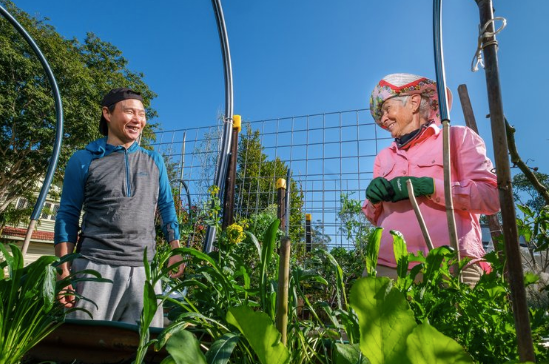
[362,73,500,284]
[54,88,184,327]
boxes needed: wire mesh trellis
[151,108,392,250]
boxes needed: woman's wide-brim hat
[369,73,453,129]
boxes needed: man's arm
[55,242,76,307]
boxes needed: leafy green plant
[0,243,108,364]
[348,276,474,364]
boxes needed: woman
[362,73,500,285]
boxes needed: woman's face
[379,95,421,138]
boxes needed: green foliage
[226,306,290,364]
[0,243,109,364]
[0,0,157,217]
[513,172,549,212]
[236,125,304,244]
[332,343,370,364]
[349,277,473,364]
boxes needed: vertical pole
[204,0,234,252]
[433,0,461,274]
[275,237,291,345]
[222,115,241,229]
[475,0,535,361]
[457,84,503,250]
[277,178,287,232]
[305,214,312,253]
[285,169,291,237]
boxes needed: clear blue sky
[13,0,549,175]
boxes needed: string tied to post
[471,17,507,72]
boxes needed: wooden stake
[475,0,535,360]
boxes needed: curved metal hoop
[203,0,234,252]
[0,4,64,254]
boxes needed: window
[16,198,27,210]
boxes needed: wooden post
[474,0,535,361]
[276,178,287,232]
[275,237,291,345]
[457,84,503,250]
[305,214,312,252]
[222,115,241,229]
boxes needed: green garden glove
[366,177,395,204]
[388,176,435,202]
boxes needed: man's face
[103,99,146,147]
[379,96,420,138]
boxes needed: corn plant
[0,243,108,364]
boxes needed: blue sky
[13,0,549,175]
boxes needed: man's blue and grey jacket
[54,138,180,266]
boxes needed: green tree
[513,171,549,212]
[0,0,158,219]
[235,124,305,244]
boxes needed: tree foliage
[513,171,549,212]
[235,124,305,244]
[0,0,158,217]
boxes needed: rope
[471,17,507,72]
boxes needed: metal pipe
[204,0,234,252]
[433,0,460,270]
[0,4,64,255]
[474,0,535,360]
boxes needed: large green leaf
[350,277,416,364]
[226,305,289,364]
[41,264,57,313]
[333,343,371,364]
[165,329,207,364]
[390,230,408,279]
[205,332,240,364]
[365,228,383,276]
[406,324,473,363]
[260,219,280,313]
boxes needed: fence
[151,108,392,250]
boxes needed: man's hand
[57,268,76,308]
[167,254,185,278]
[366,177,395,204]
[55,242,76,308]
[168,240,185,278]
[388,176,435,202]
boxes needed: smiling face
[103,99,146,148]
[379,95,422,138]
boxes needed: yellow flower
[226,223,245,245]
[208,185,220,197]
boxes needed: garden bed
[24,319,168,364]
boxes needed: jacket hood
[85,137,139,158]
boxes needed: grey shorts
[68,258,164,327]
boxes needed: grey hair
[393,95,431,121]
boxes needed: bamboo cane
[474,0,535,360]
[406,180,434,251]
[275,237,291,345]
